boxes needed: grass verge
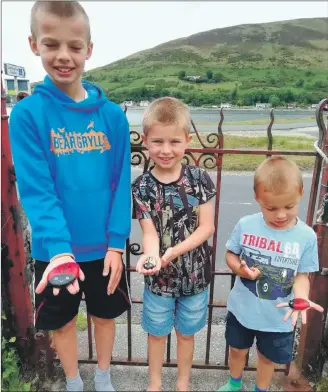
[317,377,328,391]
[189,134,316,171]
[76,311,88,332]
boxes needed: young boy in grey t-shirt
[217,156,324,392]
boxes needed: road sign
[4,63,26,78]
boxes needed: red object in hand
[288,298,310,311]
[48,262,80,288]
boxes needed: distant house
[256,103,272,109]
[287,102,297,109]
[185,75,201,81]
[220,103,232,109]
[139,100,149,107]
[122,100,135,107]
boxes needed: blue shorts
[225,311,293,364]
[142,288,209,336]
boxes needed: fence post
[297,98,328,376]
[1,73,35,360]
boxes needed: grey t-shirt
[226,213,319,332]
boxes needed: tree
[295,79,304,88]
[213,72,224,83]
[230,88,238,103]
[269,95,281,107]
[178,70,186,80]
[206,70,213,80]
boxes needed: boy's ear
[187,134,192,143]
[28,36,40,56]
[141,133,147,145]
[86,41,94,60]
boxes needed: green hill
[84,17,328,106]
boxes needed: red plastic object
[288,298,310,311]
[48,262,80,287]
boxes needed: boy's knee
[91,315,114,327]
[257,350,274,365]
[149,334,167,342]
[230,346,248,358]
[54,316,77,334]
[176,330,194,341]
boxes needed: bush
[178,70,186,80]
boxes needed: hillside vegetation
[84,17,327,106]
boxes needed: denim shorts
[225,311,293,364]
[142,288,209,336]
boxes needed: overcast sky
[2,1,327,82]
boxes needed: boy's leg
[255,329,293,391]
[255,351,275,390]
[80,259,131,391]
[53,316,79,377]
[175,331,194,391]
[175,289,209,391]
[34,261,83,390]
[217,312,254,391]
[148,334,167,391]
[142,288,175,391]
[91,316,115,370]
[228,347,249,379]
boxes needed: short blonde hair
[30,1,91,42]
[254,156,303,194]
[142,97,191,136]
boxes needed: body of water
[125,107,318,133]
[6,105,318,133]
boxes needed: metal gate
[1,76,327,377]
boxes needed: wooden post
[1,72,35,361]
[298,98,328,376]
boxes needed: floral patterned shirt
[132,165,216,297]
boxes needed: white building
[220,103,232,109]
[256,103,272,109]
[4,76,31,103]
[139,100,149,107]
[185,76,201,81]
[122,100,135,107]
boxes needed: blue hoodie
[9,76,131,262]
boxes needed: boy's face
[255,184,303,230]
[29,11,93,89]
[142,124,192,171]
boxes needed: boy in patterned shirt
[217,156,324,392]
[132,97,216,391]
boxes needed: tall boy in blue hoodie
[9,2,131,391]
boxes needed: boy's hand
[276,298,324,326]
[103,250,123,295]
[238,260,261,280]
[136,254,161,275]
[35,256,85,296]
[161,247,177,269]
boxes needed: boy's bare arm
[140,219,160,256]
[226,250,261,280]
[161,200,215,266]
[293,272,310,299]
[135,219,161,275]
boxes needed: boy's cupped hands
[136,254,161,276]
